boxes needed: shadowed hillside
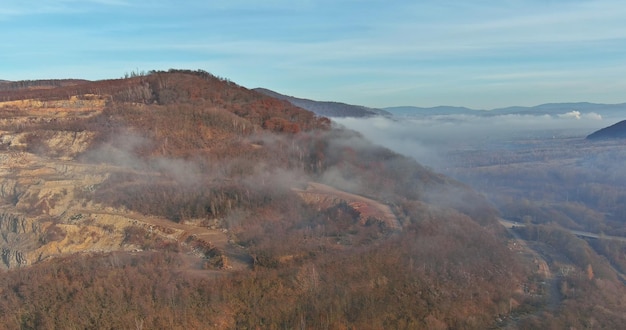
[587,119,626,140]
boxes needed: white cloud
[584,112,603,120]
[559,111,582,120]
[558,110,604,121]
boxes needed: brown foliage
[515,224,619,281]
[0,252,223,329]
[0,69,555,328]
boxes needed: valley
[332,107,626,328]
[439,127,626,327]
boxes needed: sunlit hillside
[0,70,621,328]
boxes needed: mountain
[385,102,626,119]
[587,119,626,140]
[1,70,624,328]
[254,87,391,117]
[385,105,481,116]
[0,69,534,329]
[493,102,626,117]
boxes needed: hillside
[587,119,626,140]
[0,69,552,328]
[254,87,391,117]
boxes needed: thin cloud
[2,0,626,108]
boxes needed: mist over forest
[334,111,608,168]
[335,108,626,229]
[340,106,626,325]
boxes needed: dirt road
[294,182,401,230]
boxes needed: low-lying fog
[334,111,610,169]
[336,110,626,236]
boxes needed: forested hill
[0,69,538,329]
[587,119,626,140]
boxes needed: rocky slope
[0,103,160,269]
[0,76,238,270]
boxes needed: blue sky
[2,0,626,109]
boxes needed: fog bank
[334,112,607,169]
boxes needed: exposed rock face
[0,98,163,269]
[0,98,236,270]
[1,248,28,268]
[0,148,131,269]
[0,213,38,268]
[0,212,38,234]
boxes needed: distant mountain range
[384,106,478,116]
[587,120,626,140]
[254,88,391,118]
[253,88,626,120]
[384,102,626,119]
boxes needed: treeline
[0,79,88,93]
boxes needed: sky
[2,0,626,109]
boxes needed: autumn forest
[0,70,624,329]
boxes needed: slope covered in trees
[0,69,606,328]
